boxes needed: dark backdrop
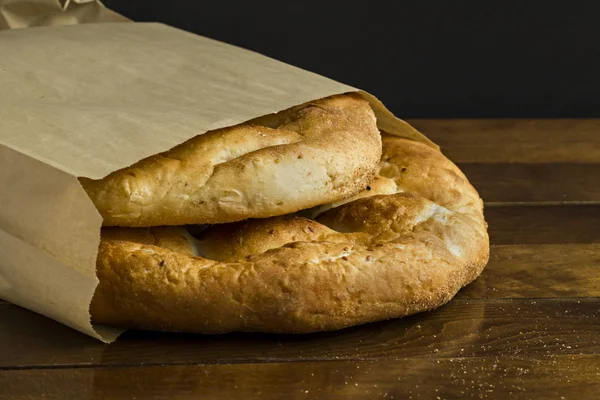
[103,1,600,118]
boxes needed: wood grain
[459,244,600,299]
[459,163,600,204]
[408,119,600,163]
[1,355,598,400]
[486,205,600,245]
[1,299,598,369]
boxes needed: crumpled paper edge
[0,0,129,30]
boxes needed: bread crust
[91,134,489,333]
[80,93,382,227]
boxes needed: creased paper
[0,0,128,30]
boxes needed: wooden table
[1,120,599,399]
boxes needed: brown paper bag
[0,21,436,342]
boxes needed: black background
[104,1,600,118]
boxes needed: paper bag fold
[0,0,128,30]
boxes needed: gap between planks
[1,298,599,370]
[1,355,598,400]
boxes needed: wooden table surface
[1,119,599,399]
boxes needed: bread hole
[280,284,293,295]
[186,224,210,237]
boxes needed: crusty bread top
[80,93,382,227]
[91,135,489,334]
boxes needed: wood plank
[459,163,600,204]
[459,244,600,299]
[0,205,595,305]
[1,205,598,317]
[486,205,600,245]
[1,299,598,369]
[1,355,599,399]
[407,119,600,163]
[2,244,597,307]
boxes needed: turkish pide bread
[80,93,382,227]
[90,133,490,333]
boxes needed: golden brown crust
[299,174,398,218]
[100,227,198,257]
[91,135,490,334]
[195,216,335,262]
[80,93,382,227]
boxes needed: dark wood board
[3,119,599,400]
